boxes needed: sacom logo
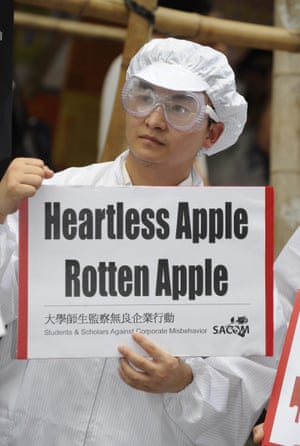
[212,316,249,338]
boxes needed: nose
[144,105,168,130]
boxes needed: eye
[171,103,190,115]
[137,92,154,105]
[129,89,155,113]
[167,94,198,116]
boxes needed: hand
[118,331,193,393]
[253,423,264,444]
[0,157,54,223]
[253,422,300,446]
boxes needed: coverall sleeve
[163,286,288,446]
[0,213,19,326]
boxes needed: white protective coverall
[0,150,288,446]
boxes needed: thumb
[43,166,55,179]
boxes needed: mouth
[139,135,165,146]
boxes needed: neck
[125,153,192,186]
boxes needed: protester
[97,0,223,184]
[98,0,217,158]
[0,38,286,446]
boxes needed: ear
[202,122,224,149]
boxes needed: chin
[131,145,167,163]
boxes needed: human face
[124,82,211,172]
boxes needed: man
[97,0,222,184]
[0,38,286,445]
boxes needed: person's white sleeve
[162,284,287,446]
[0,214,19,327]
[274,226,300,320]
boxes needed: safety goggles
[122,77,219,131]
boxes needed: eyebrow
[138,80,154,91]
[171,93,195,101]
[137,81,198,101]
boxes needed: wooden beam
[100,0,158,162]
[14,10,126,41]
[15,0,300,52]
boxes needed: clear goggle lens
[122,77,217,131]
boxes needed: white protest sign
[263,291,300,446]
[17,185,273,359]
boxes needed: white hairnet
[126,38,247,156]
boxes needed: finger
[16,157,46,167]
[118,357,150,388]
[119,358,164,393]
[12,158,53,179]
[11,157,44,172]
[8,166,44,188]
[15,183,41,198]
[9,164,53,193]
[252,423,264,443]
[119,357,146,379]
[131,332,168,362]
[118,344,155,374]
[19,172,42,185]
[22,165,48,178]
[43,166,55,179]
[7,175,43,200]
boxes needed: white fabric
[133,62,209,92]
[274,227,300,321]
[0,151,288,446]
[0,313,5,337]
[127,38,247,156]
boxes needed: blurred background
[12,0,274,188]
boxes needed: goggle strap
[206,105,219,123]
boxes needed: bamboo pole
[16,0,128,25]
[155,10,300,52]
[100,0,158,162]
[15,0,300,52]
[271,0,300,256]
[14,10,126,41]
